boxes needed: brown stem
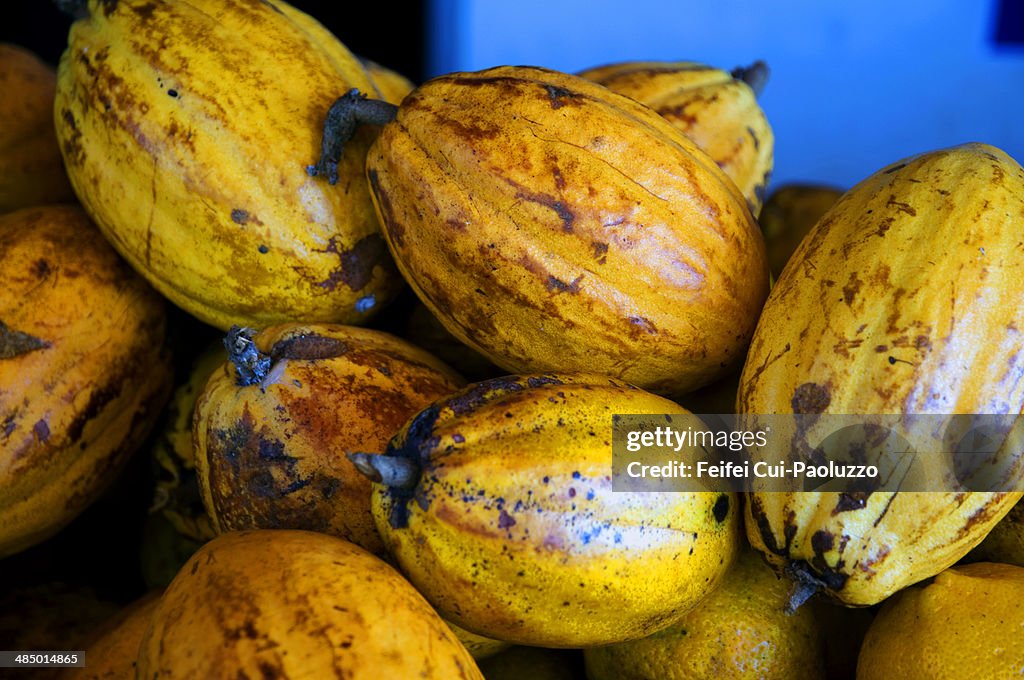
[731,60,770,98]
[0,321,49,359]
[306,89,398,185]
[347,452,420,490]
[783,561,825,614]
[53,0,89,19]
[224,325,271,387]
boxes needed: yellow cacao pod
[192,323,463,555]
[579,60,774,215]
[54,0,402,330]
[362,373,740,647]
[138,530,484,679]
[365,65,769,395]
[0,43,75,213]
[739,143,1024,606]
[0,205,171,557]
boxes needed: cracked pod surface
[738,143,1024,607]
[362,373,741,647]
[364,65,769,396]
[54,0,402,330]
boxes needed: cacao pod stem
[783,560,825,615]
[731,60,770,98]
[0,321,49,359]
[224,326,271,387]
[307,89,398,185]
[347,452,420,490]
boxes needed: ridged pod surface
[366,65,769,395]
[0,205,171,557]
[54,0,401,330]
[193,323,463,555]
[578,60,774,216]
[137,530,483,679]
[0,43,75,212]
[368,373,740,647]
[739,143,1024,606]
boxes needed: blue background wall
[427,0,1024,191]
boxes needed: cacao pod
[362,65,769,395]
[739,143,1024,606]
[0,204,171,557]
[193,323,463,555]
[361,373,740,647]
[54,0,402,330]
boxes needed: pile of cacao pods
[2,1,1024,679]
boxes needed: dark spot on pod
[544,84,580,109]
[883,163,907,175]
[231,209,250,224]
[546,275,583,294]
[627,316,658,336]
[791,382,831,414]
[67,382,122,442]
[31,259,50,278]
[59,109,85,167]
[712,494,729,523]
[318,233,389,292]
[811,530,834,554]
[446,376,528,416]
[32,419,50,442]
[167,89,178,98]
[271,334,348,362]
[258,245,269,254]
[526,375,564,389]
[591,241,609,264]
[498,509,516,529]
[833,491,871,514]
[131,1,158,20]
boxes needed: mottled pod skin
[366,65,769,396]
[193,323,464,555]
[369,373,740,647]
[137,530,484,679]
[739,143,1024,606]
[0,43,75,213]
[579,60,775,216]
[54,0,402,330]
[0,205,171,557]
